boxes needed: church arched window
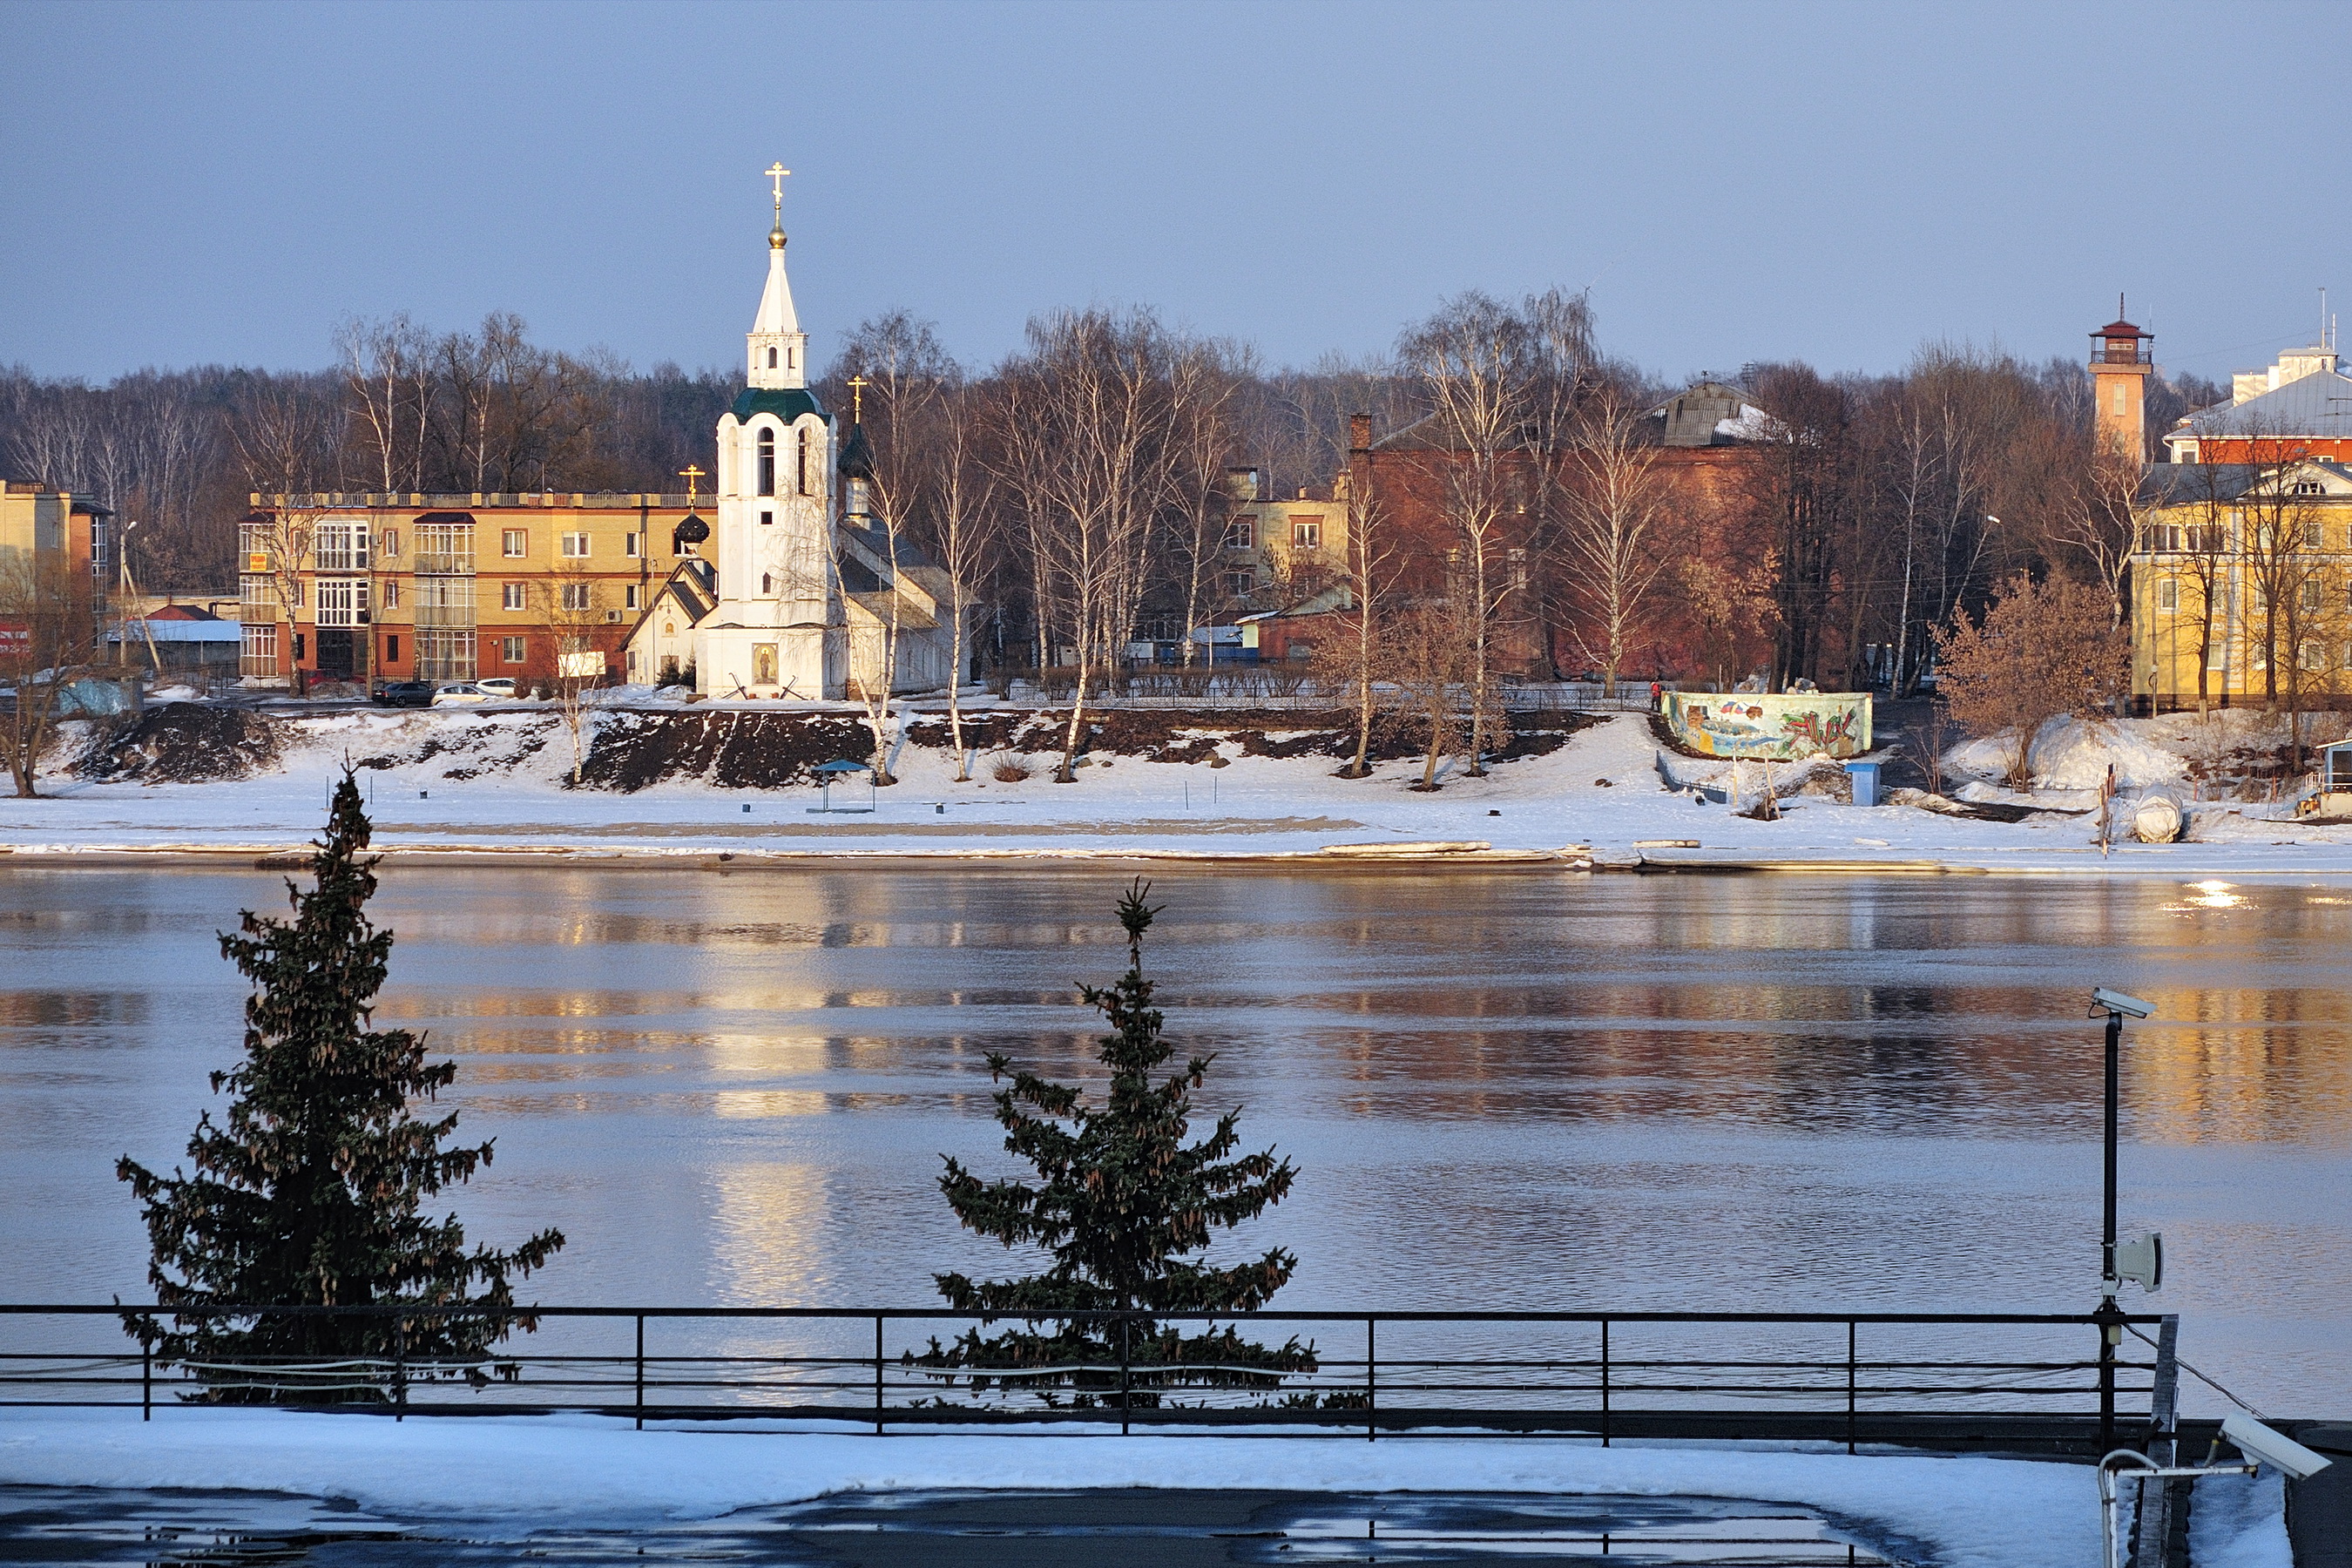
[767,347,778,368]
[797,428,812,495]
[756,429,775,497]
[761,571,773,594]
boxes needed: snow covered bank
[16,707,2352,875]
[0,1407,2138,1568]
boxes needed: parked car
[475,677,518,700]
[431,682,490,706]
[372,680,434,708]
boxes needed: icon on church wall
[753,643,778,686]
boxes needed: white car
[475,677,519,700]
[431,682,490,706]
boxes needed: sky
[3,0,2347,389]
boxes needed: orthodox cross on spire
[847,374,869,422]
[766,162,790,229]
[679,463,706,508]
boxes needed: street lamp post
[2089,987,2153,1452]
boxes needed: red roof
[145,605,221,621]
[2097,318,2148,337]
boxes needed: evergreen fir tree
[915,879,1313,1406]
[117,770,564,1402]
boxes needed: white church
[625,174,956,700]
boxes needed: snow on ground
[0,1407,2156,1568]
[11,705,2352,875]
[2187,1469,2296,1568]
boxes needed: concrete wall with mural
[1663,691,1873,760]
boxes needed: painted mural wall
[1663,691,1873,760]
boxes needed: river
[2,865,2346,1414]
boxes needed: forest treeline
[0,299,2227,692]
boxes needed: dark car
[372,680,434,708]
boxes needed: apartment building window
[416,629,476,683]
[559,583,591,612]
[384,634,401,664]
[625,585,641,610]
[625,531,641,558]
[500,636,527,666]
[758,429,776,497]
[561,531,591,558]
[1507,547,1529,593]
[382,580,400,610]
[240,523,274,575]
[2303,578,2326,612]
[502,529,528,558]
[314,578,370,627]
[380,528,399,558]
[240,575,274,613]
[1224,518,1254,550]
[314,519,370,571]
[2294,480,2325,496]
[239,623,278,679]
[1291,519,1321,548]
[2156,578,2177,612]
[1225,570,1255,598]
[416,520,474,573]
[503,582,527,611]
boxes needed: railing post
[1119,1314,1132,1437]
[1366,1316,1376,1443]
[1846,1321,1857,1456]
[1599,1319,1611,1448]
[874,1315,885,1436]
[634,1315,645,1430]
[394,1315,407,1421]
[2098,1313,2118,1454]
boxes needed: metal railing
[2,1305,2166,1453]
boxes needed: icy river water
[2,864,2348,1416]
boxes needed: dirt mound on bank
[580,706,1595,791]
[78,703,281,784]
[578,710,878,793]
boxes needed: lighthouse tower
[2091,302,2153,464]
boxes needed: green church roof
[729,386,828,424]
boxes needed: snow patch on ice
[0,1408,2107,1568]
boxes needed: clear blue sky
[3,0,2343,386]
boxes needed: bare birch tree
[1560,382,1670,694]
[1399,294,1528,774]
[1318,460,1396,778]
[993,310,1179,783]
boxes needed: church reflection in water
[4,865,2350,1412]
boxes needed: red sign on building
[0,623,30,659]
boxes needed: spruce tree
[916,879,1313,1406]
[117,769,564,1402]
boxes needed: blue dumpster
[1845,760,1881,807]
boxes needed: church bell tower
[747,162,808,389]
